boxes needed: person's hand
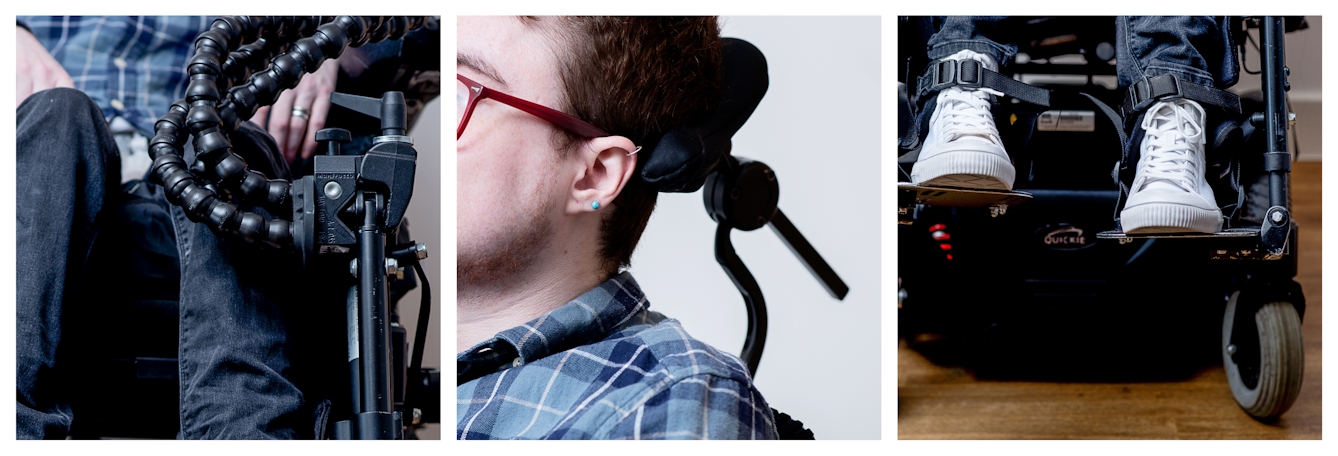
[255,58,339,165]
[16,27,74,107]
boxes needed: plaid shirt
[457,272,778,440]
[18,16,211,136]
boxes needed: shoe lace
[1138,100,1207,192]
[936,87,1004,144]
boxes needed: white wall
[628,16,883,440]
[402,97,441,439]
[1228,16,1322,161]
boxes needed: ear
[566,135,638,215]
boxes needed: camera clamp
[149,16,437,439]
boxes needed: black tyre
[1222,290,1304,420]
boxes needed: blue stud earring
[592,201,601,210]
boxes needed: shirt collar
[457,272,649,384]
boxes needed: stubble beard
[457,191,554,298]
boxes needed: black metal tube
[406,259,431,409]
[346,286,362,416]
[767,209,849,300]
[714,223,767,377]
[391,321,406,405]
[1261,16,1289,209]
[358,197,392,414]
[349,359,362,415]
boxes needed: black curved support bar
[714,223,767,377]
[1259,16,1293,257]
[406,253,431,413]
[769,209,849,300]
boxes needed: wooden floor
[898,162,1323,439]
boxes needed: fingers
[17,27,74,106]
[52,69,74,89]
[17,69,35,107]
[285,110,310,161]
[17,58,74,107]
[42,45,74,89]
[301,93,333,159]
[268,89,296,162]
[263,59,339,165]
[300,59,340,160]
[253,106,270,128]
[285,87,317,160]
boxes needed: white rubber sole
[911,151,1014,191]
[1121,202,1222,234]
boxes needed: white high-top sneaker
[911,49,1015,190]
[1120,98,1222,234]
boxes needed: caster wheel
[1222,290,1304,420]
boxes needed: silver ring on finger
[292,107,310,119]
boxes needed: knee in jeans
[21,87,102,123]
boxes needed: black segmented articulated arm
[149,16,429,248]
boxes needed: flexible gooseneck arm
[149,16,429,248]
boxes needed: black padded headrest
[640,37,769,193]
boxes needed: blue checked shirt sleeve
[604,374,779,440]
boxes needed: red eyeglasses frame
[457,73,609,140]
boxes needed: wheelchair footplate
[1097,227,1259,243]
[1098,227,1292,260]
[898,182,1031,224]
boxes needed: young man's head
[457,16,722,293]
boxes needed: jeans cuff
[928,40,1014,67]
[1139,63,1218,89]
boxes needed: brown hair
[526,16,723,275]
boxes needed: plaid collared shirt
[457,272,778,440]
[18,16,212,136]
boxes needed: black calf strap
[1122,73,1242,117]
[916,58,1051,107]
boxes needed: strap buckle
[1123,73,1241,117]
[1128,74,1182,114]
[918,59,985,97]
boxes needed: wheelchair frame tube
[1262,16,1289,209]
[358,196,394,415]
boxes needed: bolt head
[1227,344,1237,356]
[414,243,429,260]
[323,181,342,199]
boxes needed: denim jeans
[914,17,1245,226]
[15,88,120,439]
[926,16,1239,90]
[16,88,339,439]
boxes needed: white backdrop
[628,16,882,440]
